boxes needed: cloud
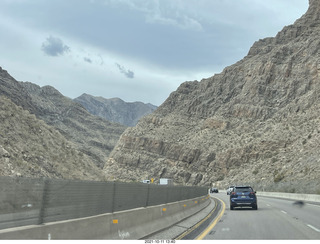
[41,36,70,56]
[105,0,203,31]
[98,55,104,65]
[84,57,92,63]
[115,63,135,79]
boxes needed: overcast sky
[0,0,308,106]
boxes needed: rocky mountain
[20,82,127,169]
[103,0,320,193]
[0,70,105,180]
[0,68,37,114]
[74,93,157,127]
[0,67,126,180]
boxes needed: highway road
[200,192,320,240]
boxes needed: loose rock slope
[0,95,105,180]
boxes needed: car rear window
[234,187,253,192]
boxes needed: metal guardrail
[0,176,208,230]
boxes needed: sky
[0,0,309,106]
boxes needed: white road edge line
[307,224,320,232]
[281,210,287,214]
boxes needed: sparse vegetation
[273,171,285,183]
[216,174,225,181]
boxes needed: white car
[227,186,234,195]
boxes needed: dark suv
[210,188,219,193]
[229,186,258,210]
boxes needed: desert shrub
[274,172,285,182]
[252,167,259,175]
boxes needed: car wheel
[230,205,234,210]
[253,205,258,210]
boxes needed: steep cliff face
[104,0,320,193]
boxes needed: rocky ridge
[0,66,126,179]
[74,93,157,126]
[20,82,127,168]
[0,95,106,180]
[103,0,320,193]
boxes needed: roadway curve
[200,192,320,240]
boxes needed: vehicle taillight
[230,192,236,197]
[249,192,256,197]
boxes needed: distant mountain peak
[74,94,157,127]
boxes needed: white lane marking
[281,210,287,214]
[266,204,271,207]
[221,228,230,232]
[307,224,320,232]
[306,203,320,208]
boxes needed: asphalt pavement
[144,191,320,240]
[203,192,320,240]
[143,196,219,240]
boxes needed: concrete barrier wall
[219,189,320,203]
[256,191,320,203]
[0,195,210,240]
[0,176,208,230]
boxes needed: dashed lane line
[279,208,320,233]
[307,224,320,233]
